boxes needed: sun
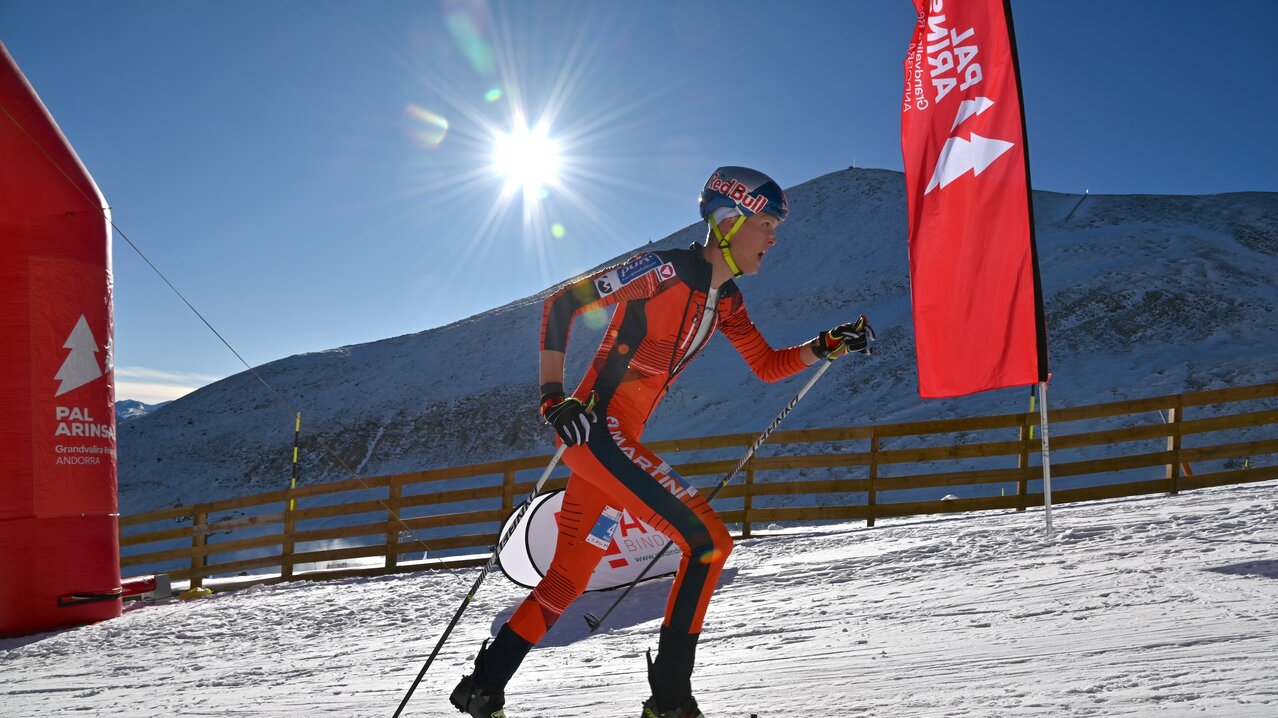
[397,2,662,287]
[492,121,561,200]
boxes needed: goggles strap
[709,214,747,278]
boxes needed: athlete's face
[726,212,780,275]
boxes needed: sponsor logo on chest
[595,253,676,297]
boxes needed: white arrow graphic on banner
[950,96,996,130]
[925,133,1015,194]
[54,315,103,397]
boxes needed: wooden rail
[119,381,1278,590]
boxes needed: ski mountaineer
[451,166,874,718]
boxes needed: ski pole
[584,352,842,634]
[392,443,568,718]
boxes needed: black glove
[811,315,875,360]
[540,384,599,446]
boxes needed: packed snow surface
[4,480,1276,716]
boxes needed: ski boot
[641,695,704,718]
[450,671,506,718]
[639,626,705,718]
[451,625,532,718]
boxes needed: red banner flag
[901,0,1048,398]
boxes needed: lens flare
[551,223,566,238]
[581,307,608,330]
[404,105,450,149]
[444,0,496,77]
[484,88,504,103]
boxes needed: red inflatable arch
[0,42,121,636]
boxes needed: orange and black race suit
[507,246,810,644]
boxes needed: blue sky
[3,1,1275,403]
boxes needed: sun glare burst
[401,2,672,288]
[492,123,561,200]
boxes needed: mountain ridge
[116,168,1278,514]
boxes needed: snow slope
[5,479,1276,717]
[115,399,168,423]
[115,169,1278,515]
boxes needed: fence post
[1165,396,1184,496]
[867,431,878,528]
[742,459,754,539]
[281,491,296,579]
[191,511,207,589]
[1017,412,1032,511]
[501,469,516,514]
[386,480,402,569]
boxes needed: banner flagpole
[1037,381,1053,534]
[1005,0,1054,535]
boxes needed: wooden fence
[119,381,1278,591]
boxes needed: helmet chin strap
[709,215,748,278]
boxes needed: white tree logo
[54,315,102,397]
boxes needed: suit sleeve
[718,295,809,383]
[541,253,665,352]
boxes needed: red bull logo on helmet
[709,174,770,215]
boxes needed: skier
[451,166,874,718]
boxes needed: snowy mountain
[115,168,1278,515]
[115,399,169,423]
[5,478,1276,716]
